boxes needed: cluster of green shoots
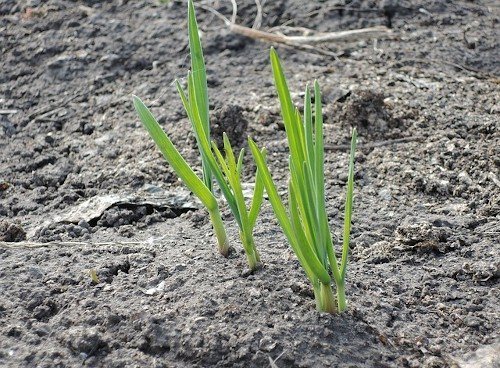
[133,0,357,313]
[134,0,263,270]
[250,49,357,313]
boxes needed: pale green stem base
[336,281,347,313]
[314,282,337,314]
[209,209,229,257]
[240,232,260,271]
[312,281,347,314]
[313,283,322,311]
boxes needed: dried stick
[0,109,18,114]
[253,0,263,29]
[229,23,391,45]
[229,0,237,24]
[281,26,392,44]
[0,241,149,249]
[192,1,392,55]
[0,240,147,249]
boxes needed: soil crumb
[0,220,26,242]
[211,104,248,149]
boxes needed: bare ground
[0,0,499,367]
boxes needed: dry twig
[0,241,147,249]
[253,0,263,29]
[228,23,391,45]
[187,0,392,57]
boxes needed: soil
[1,0,499,367]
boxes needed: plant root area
[1,1,498,367]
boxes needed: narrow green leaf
[289,180,322,284]
[236,148,245,177]
[176,79,194,125]
[325,224,342,282]
[188,0,209,132]
[270,48,305,169]
[302,161,326,264]
[178,75,212,191]
[340,128,357,279]
[313,81,325,206]
[249,138,331,284]
[248,139,292,236]
[177,81,241,225]
[303,86,315,171]
[269,48,295,135]
[294,107,307,163]
[212,137,252,251]
[289,159,316,250]
[186,0,211,191]
[248,148,266,229]
[187,73,212,191]
[211,141,231,179]
[210,141,242,228]
[132,96,217,211]
[222,133,237,176]
[222,135,250,232]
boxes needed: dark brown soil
[1,0,499,367]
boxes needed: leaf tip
[248,137,257,150]
[270,46,278,60]
[132,95,143,110]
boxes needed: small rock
[248,287,262,298]
[463,316,482,328]
[454,342,500,368]
[174,264,187,272]
[0,220,26,242]
[6,325,22,337]
[423,356,445,368]
[259,336,277,352]
[458,171,473,185]
[144,281,166,295]
[27,266,44,280]
[65,327,107,354]
[378,188,392,201]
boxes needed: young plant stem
[335,280,347,313]
[312,281,336,313]
[209,208,230,257]
[319,282,337,314]
[210,134,265,271]
[240,231,260,271]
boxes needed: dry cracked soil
[0,0,499,367]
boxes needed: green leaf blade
[304,86,315,170]
[340,128,357,279]
[132,96,217,212]
[289,180,324,284]
[249,138,331,285]
[248,148,266,229]
[270,48,306,169]
[188,0,209,132]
